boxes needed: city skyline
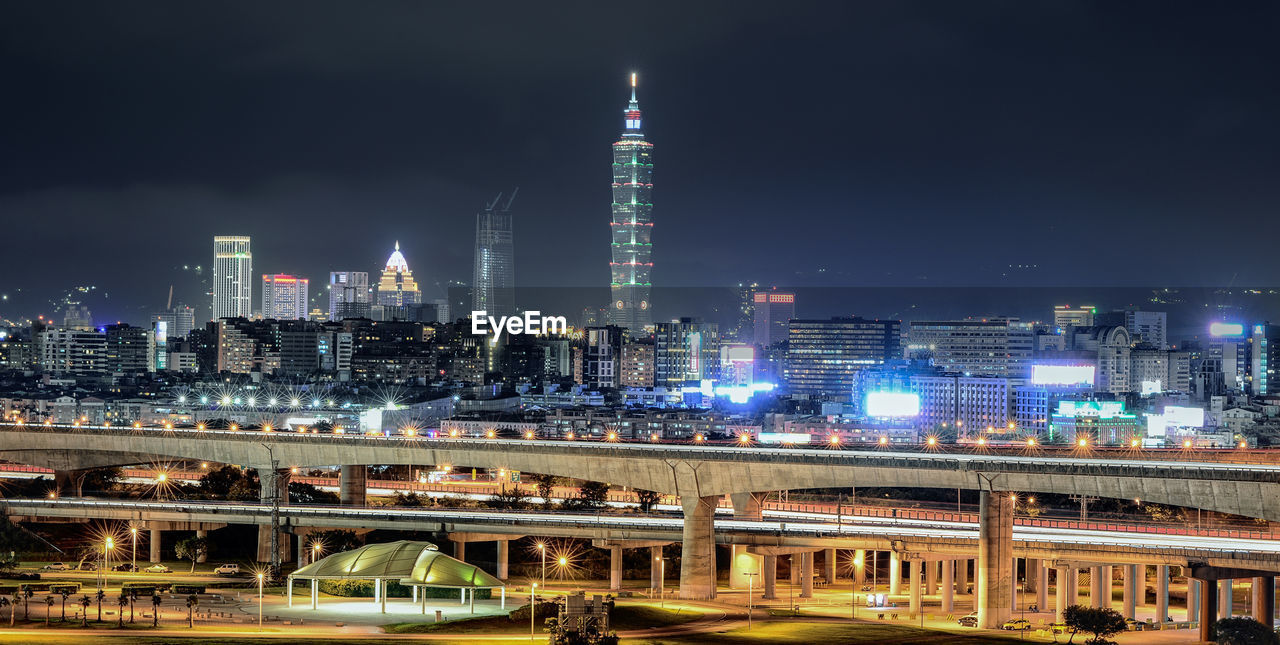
[3,2,1279,325]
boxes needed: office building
[376,242,422,307]
[1053,305,1095,329]
[620,338,655,388]
[104,324,155,375]
[581,326,624,389]
[328,271,371,321]
[212,236,252,320]
[907,318,1034,378]
[261,274,309,320]
[608,73,654,331]
[654,318,719,388]
[1096,309,1168,349]
[62,305,92,330]
[38,328,107,376]
[152,305,196,340]
[472,192,517,318]
[753,290,796,348]
[1252,323,1280,396]
[786,317,902,399]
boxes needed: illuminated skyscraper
[261,274,309,320]
[212,236,252,320]
[472,191,516,317]
[376,241,422,307]
[608,73,653,331]
[328,271,371,320]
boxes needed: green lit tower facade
[609,73,654,331]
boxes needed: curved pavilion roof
[289,540,503,589]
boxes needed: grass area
[625,621,1046,645]
[384,604,705,635]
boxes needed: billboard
[1056,400,1126,418]
[1140,380,1162,396]
[866,392,921,417]
[1162,405,1205,428]
[1209,322,1246,338]
[758,432,812,444]
[1031,364,1095,387]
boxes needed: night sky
[2,2,1278,323]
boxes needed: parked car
[41,562,71,571]
[213,563,240,576]
[77,562,97,571]
[1001,618,1032,631]
[112,563,138,572]
[958,613,979,627]
[1125,618,1147,631]
[144,564,172,574]
[1049,622,1077,634]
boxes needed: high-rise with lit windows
[472,192,516,318]
[261,274,309,320]
[212,236,252,320]
[376,241,422,307]
[608,73,654,331]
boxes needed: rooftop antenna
[166,285,173,310]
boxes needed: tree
[1215,616,1280,645]
[96,588,104,622]
[1063,605,1127,645]
[43,595,53,626]
[59,588,70,621]
[129,588,137,623]
[175,535,210,573]
[151,592,161,627]
[391,491,426,507]
[117,592,127,627]
[79,595,89,626]
[289,482,339,505]
[570,481,609,510]
[532,474,557,509]
[186,594,198,628]
[78,468,121,495]
[23,588,31,621]
[635,489,660,513]
[487,486,529,510]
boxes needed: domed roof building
[376,241,422,307]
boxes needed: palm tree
[129,589,137,623]
[116,592,127,627]
[79,595,90,626]
[96,589,104,622]
[43,595,53,626]
[59,588,70,621]
[22,588,31,621]
[185,594,198,628]
[151,592,161,627]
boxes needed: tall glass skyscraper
[212,236,252,320]
[472,191,516,317]
[608,73,653,331]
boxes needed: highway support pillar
[1155,565,1168,624]
[53,469,86,497]
[976,490,1013,629]
[790,554,801,584]
[1090,566,1105,608]
[1035,560,1048,610]
[1025,558,1039,594]
[908,559,922,616]
[824,548,837,584]
[800,551,814,599]
[1200,579,1219,644]
[956,558,968,595]
[1055,565,1069,622]
[497,539,509,580]
[677,494,717,600]
[854,550,866,586]
[941,559,955,613]
[650,546,663,596]
[609,545,623,592]
[925,560,936,596]
[1254,576,1274,627]
[149,528,161,563]
[339,465,366,506]
[1221,578,1233,619]
[762,555,777,599]
[889,551,902,595]
[1122,564,1138,619]
[454,541,465,563]
[195,529,208,563]
[729,544,761,590]
[1188,578,1200,621]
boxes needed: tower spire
[630,72,637,102]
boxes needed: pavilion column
[762,555,777,600]
[380,579,386,614]
[1154,565,1169,624]
[889,552,902,595]
[311,579,318,610]
[1200,579,1219,643]
[497,540,509,580]
[941,559,955,613]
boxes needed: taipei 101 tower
[608,72,654,331]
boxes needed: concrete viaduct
[4,422,1280,636]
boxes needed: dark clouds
[1,1,1278,323]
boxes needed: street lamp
[537,543,546,590]
[257,573,264,631]
[312,543,321,564]
[104,537,114,593]
[529,583,538,642]
[130,527,138,571]
[744,572,758,630]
